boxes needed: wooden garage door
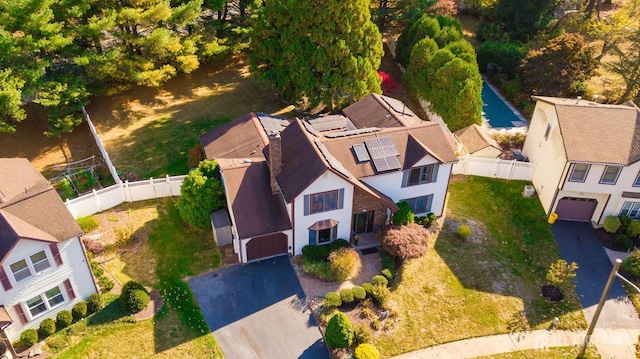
[246,233,288,262]
[555,197,597,222]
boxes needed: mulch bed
[594,228,640,251]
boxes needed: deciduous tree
[177,160,225,229]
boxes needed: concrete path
[392,328,640,359]
[551,221,640,329]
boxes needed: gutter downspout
[549,161,570,216]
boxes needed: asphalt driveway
[552,221,640,328]
[189,256,328,359]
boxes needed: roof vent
[243,159,252,163]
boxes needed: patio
[352,232,379,250]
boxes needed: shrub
[77,216,99,233]
[82,237,104,256]
[604,215,621,234]
[393,201,414,225]
[476,41,525,77]
[371,285,391,308]
[616,234,635,252]
[628,220,640,238]
[46,335,68,351]
[114,225,134,247]
[324,312,354,348]
[178,160,225,229]
[352,286,367,301]
[340,288,354,304]
[324,292,342,308]
[72,302,87,320]
[546,259,579,292]
[120,281,150,313]
[90,261,104,277]
[353,324,372,346]
[381,268,393,280]
[98,276,115,293]
[56,310,73,329]
[355,343,381,359]
[20,329,38,347]
[622,250,640,278]
[381,223,430,260]
[302,240,350,262]
[456,225,472,240]
[87,293,104,313]
[372,275,388,287]
[380,250,395,272]
[38,318,56,337]
[619,215,632,232]
[329,247,362,281]
[426,212,437,226]
[362,283,374,297]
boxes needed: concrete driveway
[551,221,640,328]
[189,256,328,359]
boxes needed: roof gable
[455,124,501,154]
[342,94,422,129]
[200,113,271,161]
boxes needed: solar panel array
[308,115,346,132]
[352,144,370,162]
[314,139,350,178]
[381,95,415,117]
[364,136,401,172]
[302,120,320,137]
[325,127,380,138]
[258,114,289,135]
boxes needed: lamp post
[579,258,623,357]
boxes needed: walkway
[392,328,640,358]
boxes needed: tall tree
[251,0,383,110]
[605,29,640,103]
[489,0,563,43]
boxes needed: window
[406,164,438,187]
[568,163,590,182]
[308,223,338,245]
[310,190,338,214]
[8,249,52,283]
[403,195,434,214]
[600,165,622,184]
[634,172,640,187]
[621,201,640,219]
[26,285,66,318]
[544,123,551,140]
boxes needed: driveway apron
[189,256,328,359]
[551,221,640,328]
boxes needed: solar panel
[372,156,402,172]
[325,127,381,138]
[352,144,370,162]
[309,115,347,132]
[258,114,289,134]
[380,95,416,117]
[364,136,402,172]
[302,120,321,137]
[314,139,350,178]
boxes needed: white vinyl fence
[453,156,535,181]
[64,175,186,218]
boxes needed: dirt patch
[133,291,163,321]
[443,214,490,244]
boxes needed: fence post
[150,177,157,198]
[125,180,132,202]
[167,175,173,196]
[92,189,101,212]
[493,158,501,178]
[508,159,516,180]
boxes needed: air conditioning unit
[523,185,535,197]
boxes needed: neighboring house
[522,96,640,224]
[0,159,98,346]
[454,124,502,158]
[201,94,458,263]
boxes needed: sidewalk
[392,328,640,359]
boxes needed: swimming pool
[482,81,528,128]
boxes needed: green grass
[50,198,223,358]
[76,215,99,233]
[474,345,601,358]
[374,176,586,356]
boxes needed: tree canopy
[478,0,563,43]
[250,0,383,110]
[177,160,225,229]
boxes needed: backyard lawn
[374,176,586,356]
[47,198,223,358]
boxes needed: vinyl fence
[64,175,186,218]
[453,156,535,181]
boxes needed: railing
[452,155,535,181]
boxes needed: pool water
[482,81,527,128]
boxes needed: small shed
[210,208,233,247]
[454,124,502,158]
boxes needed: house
[454,124,502,158]
[522,96,640,224]
[200,94,458,263]
[0,158,98,346]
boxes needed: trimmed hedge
[38,318,56,337]
[604,215,621,234]
[72,301,87,320]
[20,329,38,347]
[362,283,374,297]
[355,343,380,359]
[616,234,634,252]
[120,281,150,313]
[324,312,354,348]
[340,288,354,304]
[352,286,366,301]
[621,250,640,278]
[56,310,73,329]
[301,239,350,262]
[328,247,362,281]
[372,275,388,287]
[324,292,342,308]
[457,225,472,240]
[87,293,104,313]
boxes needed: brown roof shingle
[342,94,422,129]
[200,113,270,161]
[455,124,501,154]
[533,96,640,165]
[219,160,291,239]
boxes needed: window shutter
[401,170,409,188]
[303,195,310,216]
[338,189,344,209]
[332,225,338,241]
[63,279,76,300]
[13,304,28,325]
[309,230,316,245]
[0,267,12,291]
[50,243,63,267]
[426,194,434,212]
[432,164,439,182]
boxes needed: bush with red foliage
[380,223,431,261]
[378,71,400,96]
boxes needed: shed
[210,209,233,247]
[454,124,502,158]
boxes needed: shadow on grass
[87,295,129,326]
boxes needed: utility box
[522,185,535,197]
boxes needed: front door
[353,211,374,233]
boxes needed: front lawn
[474,345,600,359]
[48,198,223,358]
[374,176,586,356]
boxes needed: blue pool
[482,81,528,128]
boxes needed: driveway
[551,221,640,328]
[189,256,328,359]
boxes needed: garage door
[246,233,288,262]
[555,197,597,222]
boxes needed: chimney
[268,132,282,194]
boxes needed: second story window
[304,188,344,215]
[568,163,590,183]
[600,165,622,185]
[10,260,31,282]
[406,164,439,187]
[8,250,52,283]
